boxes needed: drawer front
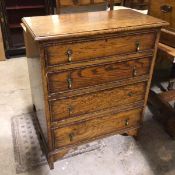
[45,32,156,66]
[53,108,142,148]
[59,0,105,6]
[47,57,151,93]
[50,82,146,121]
[149,0,175,30]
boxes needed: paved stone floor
[0,57,175,175]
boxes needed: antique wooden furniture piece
[0,0,52,57]
[0,24,6,61]
[56,0,124,14]
[148,0,175,138]
[22,9,167,169]
[149,0,175,48]
[148,43,175,138]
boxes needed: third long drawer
[49,81,147,122]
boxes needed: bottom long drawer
[53,108,142,149]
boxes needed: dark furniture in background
[109,0,149,10]
[55,0,124,14]
[149,0,175,48]
[123,0,149,10]
[148,0,175,138]
[0,0,53,57]
[56,0,107,14]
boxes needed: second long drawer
[47,56,152,94]
[49,81,147,122]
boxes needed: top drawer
[45,32,156,66]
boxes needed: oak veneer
[50,82,146,121]
[47,57,151,93]
[53,108,142,148]
[46,31,156,66]
[22,9,167,169]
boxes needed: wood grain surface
[50,82,146,121]
[47,57,152,93]
[149,0,175,32]
[45,31,156,66]
[22,9,168,41]
[22,9,167,168]
[53,108,142,148]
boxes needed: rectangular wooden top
[22,9,168,41]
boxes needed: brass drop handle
[125,119,129,126]
[128,92,133,97]
[73,0,79,5]
[67,77,72,89]
[161,5,172,13]
[66,49,73,62]
[69,133,75,142]
[68,105,72,117]
[133,66,137,77]
[136,41,140,52]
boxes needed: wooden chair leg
[121,0,125,6]
[109,0,114,10]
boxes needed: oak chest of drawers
[22,9,167,169]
